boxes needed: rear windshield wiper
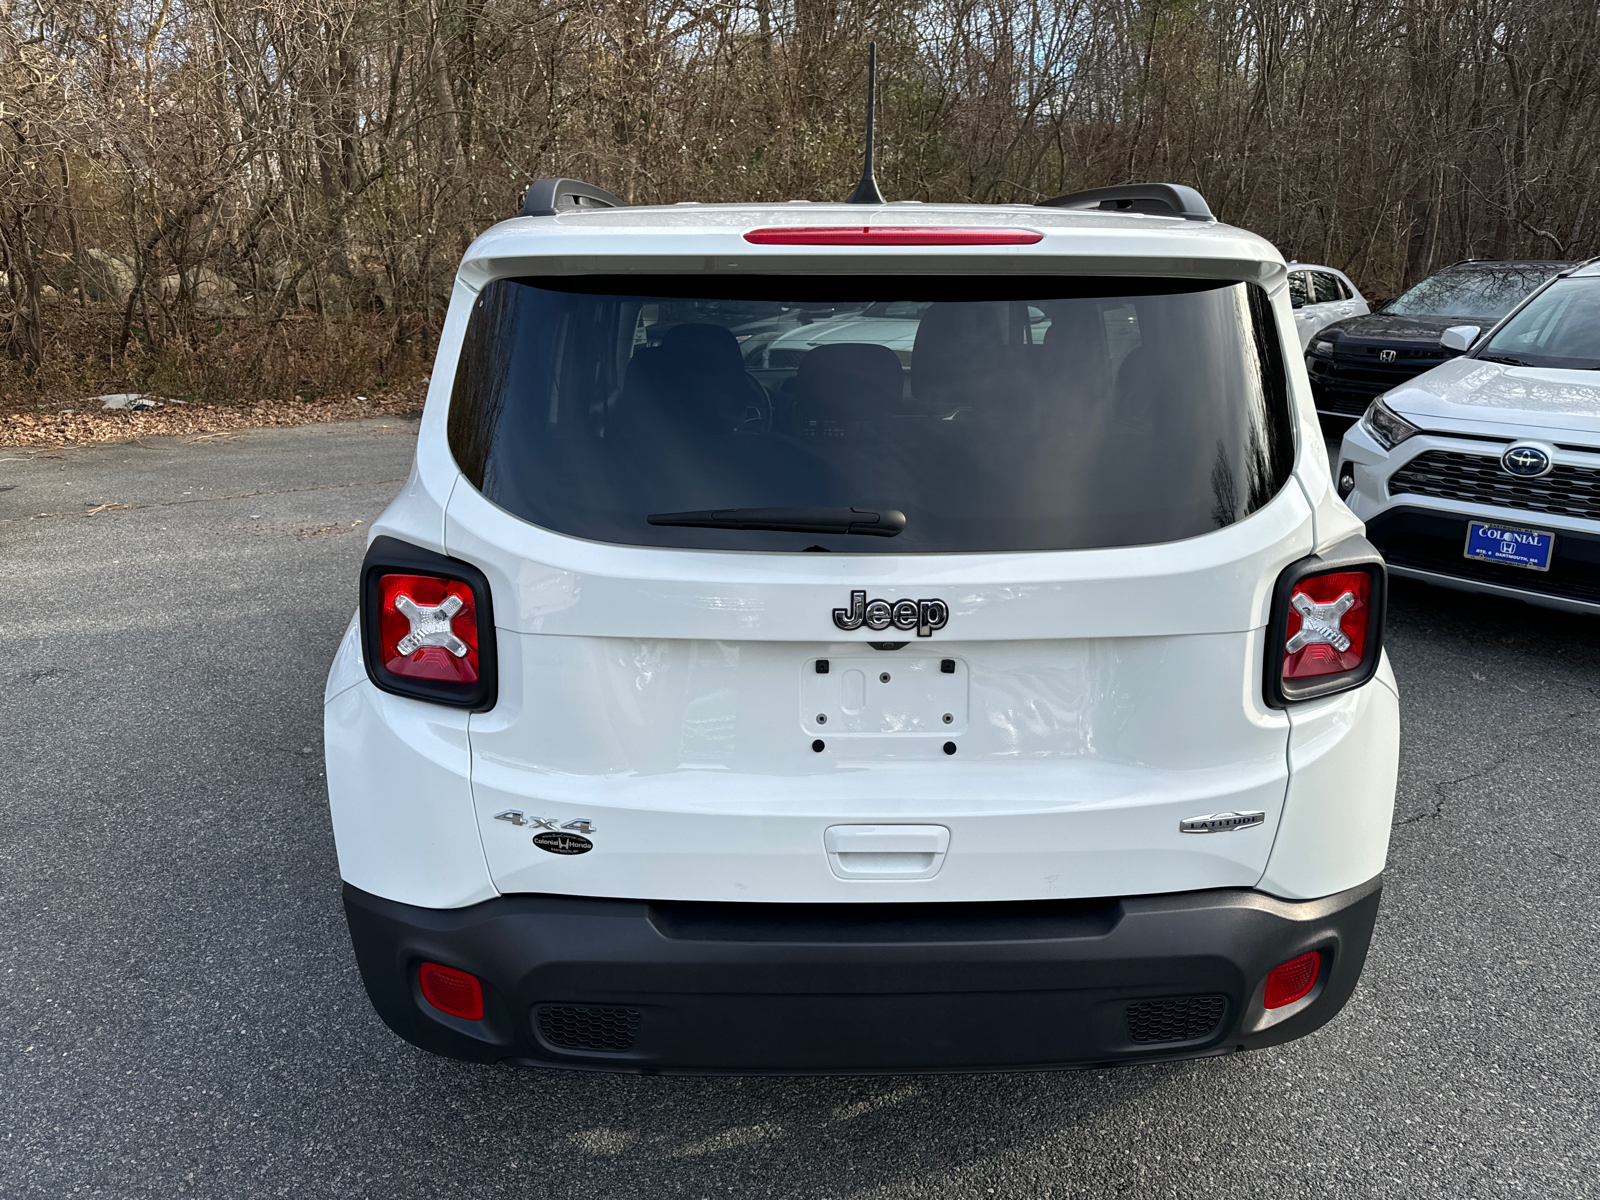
[647,506,906,537]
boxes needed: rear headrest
[661,322,745,378]
[621,327,754,433]
[910,303,1005,406]
[1042,309,1112,396]
[793,343,904,423]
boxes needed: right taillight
[360,536,497,710]
[1266,539,1386,706]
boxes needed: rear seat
[790,343,904,435]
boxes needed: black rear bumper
[343,877,1382,1075]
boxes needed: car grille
[1388,450,1600,520]
[766,348,806,370]
[1308,346,1455,416]
[1125,996,1226,1044]
[535,1004,642,1052]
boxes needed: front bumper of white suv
[1340,421,1600,614]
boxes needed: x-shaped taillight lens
[377,573,480,683]
[1282,570,1371,681]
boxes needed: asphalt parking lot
[4,419,1600,1198]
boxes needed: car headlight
[1360,397,1420,450]
[1312,339,1334,355]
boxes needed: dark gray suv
[1305,259,1574,419]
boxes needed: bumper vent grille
[534,1004,640,1049]
[1388,450,1600,520]
[1125,996,1226,1044]
[536,1004,641,1052]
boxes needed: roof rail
[1038,183,1214,223]
[520,177,625,218]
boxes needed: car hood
[767,316,920,352]
[1383,357,1600,439]
[1321,312,1479,348]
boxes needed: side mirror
[1440,325,1480,352]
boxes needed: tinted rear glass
[1384,263,1569,319]
[448,276,1293,554]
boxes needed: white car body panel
[324,672,496,909]
[1259,654,1399,899]
[326,201,1396,912]
[1288,264,1369,348]
[465,627,1293,903]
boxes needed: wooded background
[1,0,1597,404]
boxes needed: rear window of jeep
[447,275,1293,553]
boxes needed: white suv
[324,178,1400,1073]
[1338,259,1600,613]
[1286,262,1369,348]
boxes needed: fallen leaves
[0,389,423,449]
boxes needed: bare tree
[1,0,1596,392]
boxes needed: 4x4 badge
[833,590,949,637]
[494,810,595,835]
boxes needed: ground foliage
[0,0,1595,413]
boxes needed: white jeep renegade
[324,178,1400,1073]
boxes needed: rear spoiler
[1038,183,1214,223]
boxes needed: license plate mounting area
[802,657,968,736]
[1463,520,1555,572]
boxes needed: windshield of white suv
[448,276,1293,553]
[1476,278,1600,370]
[1383,264,1567,319]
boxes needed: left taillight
[1265,538,1386,707]
[359,536,497,710]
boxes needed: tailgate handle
[823,825,950,880]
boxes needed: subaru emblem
[1501,443,1553,478]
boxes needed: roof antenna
[844,42,886,204]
